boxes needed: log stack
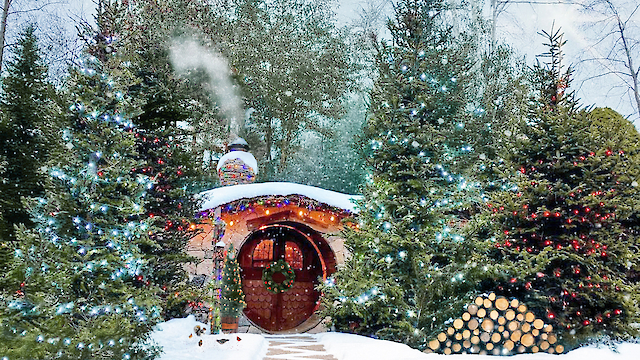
[425,293,564,355]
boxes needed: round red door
[238,223,325,332]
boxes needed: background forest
[1,0,639,359]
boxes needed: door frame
[238,221,335,333]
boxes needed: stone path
[263,334,338,360]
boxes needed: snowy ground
[151,316,640,360]
[317,333,640,360]
[150,316,268,360]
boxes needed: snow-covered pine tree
[321,0,495,349]
[0,16,164,360]
[485,29,640,349]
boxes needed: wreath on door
[262,260,296,293]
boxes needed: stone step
[263,334,338,360]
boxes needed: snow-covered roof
[216,151,259,174]
[229,138,248,146]
[199,182,361,212]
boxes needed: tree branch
[8,1,66,15]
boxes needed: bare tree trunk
[616,11,640,117]
[578,0,640,119]
[490,0,512,54]
[491,0,497,53]
[279,125,292,174]
[0,0,11,74]
[265,117,273,177]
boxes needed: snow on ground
[151,317,640,360]
[199,182,362,212]
[316,332,640,360]
[317,332,430,359]
[150,316,268,360]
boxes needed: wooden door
[239,224,325,332]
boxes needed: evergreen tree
[0,121,8,290]
[80,0,223,318]
[477,44,529,165]
[484,29,640,349]
[0,19,163,360]
[130,131,203,320]
[321,0,494,349]
[0,26,59,243]
[220,245,245,318]
[125,8,216,318]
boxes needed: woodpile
[425,293,564,355]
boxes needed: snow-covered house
[187,138,359,333]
